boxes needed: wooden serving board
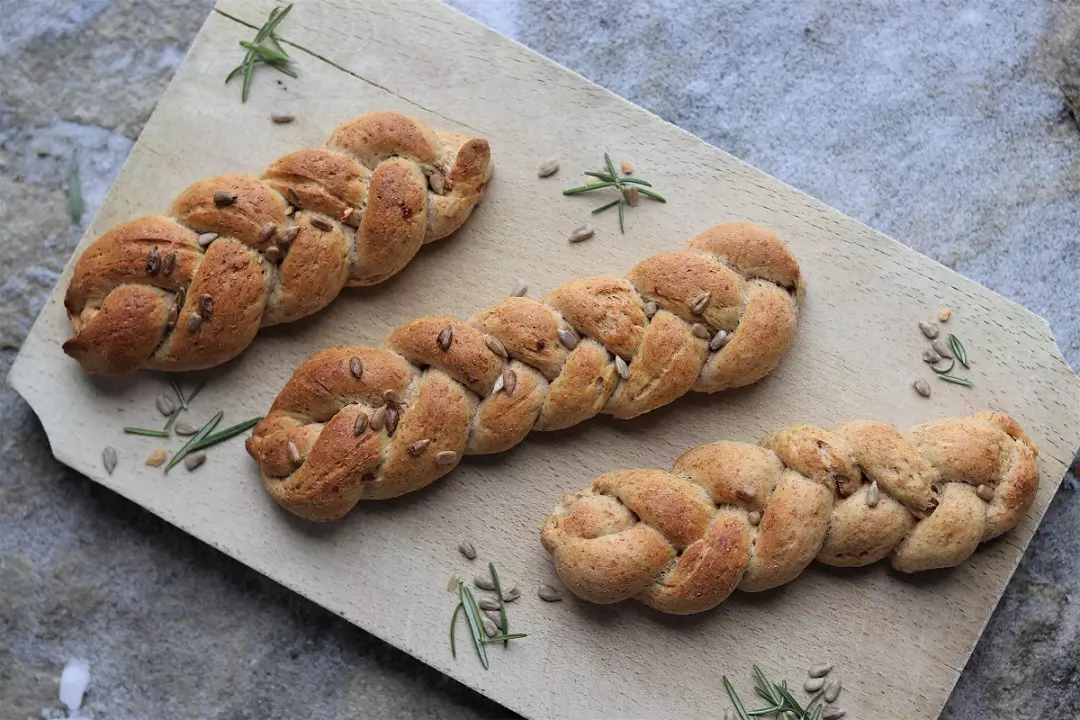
[10,1,1080,717]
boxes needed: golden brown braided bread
[247,223,804,521]
[63,111,492,375]
[541,412,1038,615]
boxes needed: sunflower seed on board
[484,334,508,358]
[156,393,176,417]
[349,356,364,379]
[102,447,118,474]
[931,339,953,359]
[804,676,825,693]
[918,321,939,339]
[615,355,630,379]
[162,251,176,276]
[510,280,528,297]
[866,480,881,508]
[976,484,995,501]
[808,663,833,678]
[286,441,301,465]
[482,617,500,637]
[537,158,559,177]
[458,541,477,560]
[436,450,458,466]
[822,707,845,720]
[484,609,502,625]
[270,112,295,124]
[538,584,562,602]
[407,439,431,456]
[187,313,203,332]
[145,448,167,467]
[643,301,658,319]
[437,325,453,351]
[175,421,198,436]
[913,378,931,397]
[447,572,461,592]
[922,348,942,364]
[558,327,580,350]
[709,330,729,351]
[938,307,952,322]
[278,225,300,245]
[824,680,841,703]
[184,451,206,471]
[353,412,369,436]
[691,323,711,339]
[474,574,496,591]
[691,291,711,315]
[213,191,237,207]
[568,225,594,243]
[502,586,521,603]
[747,511,762,526]
[370,405,387,431]
[197,232,218,247]
[146,246,161,275]
[478,597,501,612]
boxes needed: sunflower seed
[557,327,580,350]
[484,334,508,358]
[475,574,496,591]
[341,207,358,226]
[286,440,301,465]
[184,451,206,471]
[458,541,476,560]
[491,373,505,395]
[197,232,218,247]
[408,439,431,456]
[309,215,332,231]
[447,572,461,592]
[822,707,845,720]
[196,295,212,322]
[623,185,640,207]
[620,160,634,175]
[931,339,953,359]
[436,450,458,466]
[804,677,825,693]
[270,112,294,124]
[918,321,939,339]
[866,480,881,507]
[386,407,399,436]
[709,330,729,351]
[213,191,237,207]
[824,680,841,703]
[285,205,295,216]
[922,348,942,364]
[146,246,161,275]
[482,617,500,637]
[615,355,630,379]
[484,609,502,625]
[353,412,369,436]
[277,225,300,245]
[187,313,203,332]
[502,586,520,602]
[691,323,711,339]
[568,224,594,243]
[737,486,756,502]
[913,378,931,397]
[537,158,559,177]
[287,187,302,208]
[102,446,118,474]
[162,251,176,276]
[370,405,387,431]
[349,356,363,379]
[808,663,833,678]
[510,280,528,297]
[938,307,952,322]
[259,222,277,244]
[478,597,501,611]
[155,393,176,416]
[502,367,517,395]
[173,286,186,313]
[175,421,198,436]
[437,325,453,351]
[643,301,658,319]
[428,171,445,195]
[263,245,282,263]
[538,584,562,602]
[747,511,762,526]
[976,484,995,501]
[145,448,167,467]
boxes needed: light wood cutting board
[10,1,1080,717]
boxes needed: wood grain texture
[8,1,1080,717]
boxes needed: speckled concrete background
[2,1,1078,717]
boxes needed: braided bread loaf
[541,412,1038,615]
[247,223,804,521]
[63,111,493,375]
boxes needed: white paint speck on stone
[59,659,90,711]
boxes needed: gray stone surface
[2,0,1078,717]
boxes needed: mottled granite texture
[2,0,1078,717]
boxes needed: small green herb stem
[563,182,616,195]
[617,177,653,187]
[583,171,614,182]
[591,199,621,214]
[488,562,509,647]
[938,374,974,387]
[459,584,489,669]
[482,633,527,643]
[164,410,223,473]
[188,416,263,452]
[449,602,463,658]
[637,187,667,202]
[723,676,751,720]
[930,359,956,375]
[123,427,169,437]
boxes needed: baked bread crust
[246,223,804,521]
[63,112,493,375]
[541,412,1039,614]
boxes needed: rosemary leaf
[241,52,255,102]
[164,410,223,473]
[583,170,615,182]
[938,374,975,388]
[604,153,620,186]
[948,333,969,368]
[123,427,169,437]
[459,584,489,669]
[774,682,805,715]
[189,416,263,452]
[930,359,956,375]
[723,676,751,720]
[617,177,653,187]
[488,562,509,647]
[636,187,667,203]
[185,380,208,405]
[162,407,181,433]
[591,199,621,215]
[169,374,188,409]
[449,602,463,658]
[67,156,84,224]
[240,41,291,64]
[746,706,785,717]
[809,706,823,720]
[482,633,528,643]
[617,198,625,233]
[752,665,783,706]
[563,182,616,195]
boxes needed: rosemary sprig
[562,152,666,233]
[164,410,223,473]
[723,676,752,720]
[482,633,527,643]
[948,333,969,368]
[930,359,956,375]
[449,602,464,658]
[188,417,263,452]
[938,374,975,387]
[458,583,489,669]
[488,562,510,647]
[226,4,296,102]
[123,427,169,437]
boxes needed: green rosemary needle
[123,427,169,437]
[931,359,956,375]
[938,374,975,387]
[723,676,751,720]
[226,4,296,102]
[164,410,223,473]
[449,602,463,658]
[488,562,510,647]
[188,417,263,452]
[458,583,489,669]
[948,333,969,368]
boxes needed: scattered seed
[538,584,562,602]
[264,245,282,263]
[437,325,453,351]
[938,307,952,322]
[156,393,176,417]
[824,680,841,703]
[175,421,198,436]
[556,327,579,350]
[643,301,658,319]
[408,439,431,456]
[197,232,218,247]
[623,185,641,207]
[353,411,369,436]
[270,111,295,124]
[808,663,833,678]
[537,158,559,177]
[484,608,502,625]
[918,321,939,339]
[162,251,176,276]
[475,574,496,591]
[931,339,953,359]
[259,222,277,245]
[484,334,508,358]
[287,187,302,208]
[286,440,301,465]
[478,597,501,612]
[184,451,206,471]
[691,323,711,339]
[976,484,995,501]
[913,378,931,397]
[436,450,458,466]
[145,448,167,467]
[187,313,203,332]
[146,246,161,275]
[502,586,520,603]
[922,348,942,364]
[482,617,500,637]
[620,160,634,175]
[383,390,402,408]
[747,511,762,526]
[285,205,295,216]
[510,280,528,297]
[277,225,300,245]
[458,541,477,560]
[502,367,518,395]
[309,215,332,231]
[568,224,594,243]
[615,355,630,380]
[349,356,364,379]
[447,572,461,592]
[691,291,712,315]
[213,191,237,207]
[428,171,445,195]
[822,707,845,720]
[736,486,756,502]
[709,330,729,351]
[370,405,387,431]
[866,480,881,508]
[804,677,825,693]
[386,407,399,436]
[102,446,118,474]
[491,372,505,395]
